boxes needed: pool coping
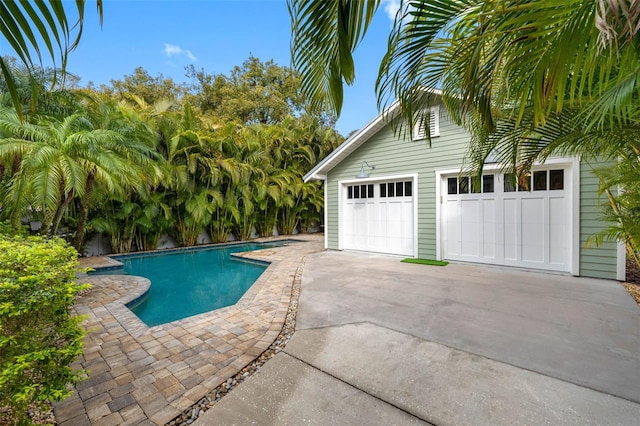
[54,235,325,426]
[102,238,306,261]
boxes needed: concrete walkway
[196,250,640,425]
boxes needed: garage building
[304,101,624,280]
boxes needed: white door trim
[323,180,328,249]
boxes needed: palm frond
[289,0,380,116]
[0,1,102,118]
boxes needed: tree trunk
[51,190,75,236]
[73,173,95,253]
[10,156,20,176]
[8,157,23,229]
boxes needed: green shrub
[0,221,27,238]
[0,235,88,424]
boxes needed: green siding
[579,162,618,279]
[325,110,619,279]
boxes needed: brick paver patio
[53,235,324,426]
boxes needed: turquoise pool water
[92,241,291,327]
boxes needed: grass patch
[401,258,449,266]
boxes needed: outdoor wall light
[356,161,376,179]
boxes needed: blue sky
[51,0,400,135]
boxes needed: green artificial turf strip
[401,258,449,266]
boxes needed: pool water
[92,241,290,327]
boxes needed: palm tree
[161,120,245,245]
[0,109,87,231]
[0,1,102,118]
[71,104,159,250]
[0,108,156,251]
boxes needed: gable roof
[304,101,400,182]
[304,89,442,182]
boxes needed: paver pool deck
[53,235,324,426]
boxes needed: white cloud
[163,43,196,62]
[383,0,400,21]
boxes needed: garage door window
[549,170,564,190]
[505,170,564,192]
[447,175,494,195]
[347,184,374,199]
[380,181,413,198]
[504,173,532,192]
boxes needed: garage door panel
[343,202,356,249]
[402,202,413,241]
[444,199,460,257]
[387,201,403,238]
[549,197,567,264]
[353,202,369,249]
[521,198,545,263]
[376,202,388,242]
[460,199,480,256]
[482,199,496,259]
[503,198,518,261]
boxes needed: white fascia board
[617,240,626,281]
[303,101,401,182]
[304,173,327,182]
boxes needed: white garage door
[441,168,571,272]
[342,179,415,256]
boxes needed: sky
[2,0,401,136]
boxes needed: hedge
[0,234,88,424]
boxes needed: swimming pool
[92,240,294,326]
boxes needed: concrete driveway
[196,251,640,425]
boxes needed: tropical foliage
[0,56,341,254]
[289,0,640,262]
[0,233,87,425]
[0,0,101,118]
[185,55,311,124]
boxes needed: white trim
[339,172,417,185]
[435,157,576,176]
[310,173,327,181]
[617,240,626,281]
[412,174,419,257]
[435,169,442,260]
[337,180,343,250]
[570,157,580,276]
[338,173,418,257]
[615,180,627,281]
[323,180,328,249]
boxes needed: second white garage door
[440,166,573,272]
[342,179,415,256]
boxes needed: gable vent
[412,106,440,140]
